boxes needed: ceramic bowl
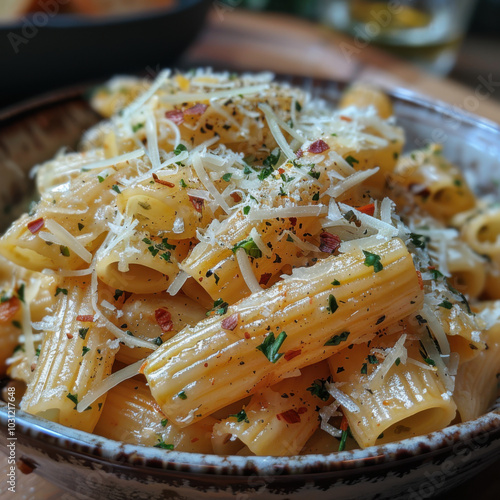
[1,77,500,500]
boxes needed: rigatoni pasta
[0,70,497,457]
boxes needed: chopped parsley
[12,320,22,329]
[154,438,174,450]
[113,289,124,301]
[55,287,68,297]
[367,355,378,364]
[395,357,401,366]
[78,223,84,231]
[82,346,90,356]
[409,233,430,249]
[295,101,302,112]
[178,391,187,400]
[360,363,368,375]
[331,280,341,286]
[112,184,121,194]
[97,175,106,183]
[229,409,249,423]
[222,173,232,182]
[345,155,359,167]
[179,179,187,188]
[17,284,25,303]
[308,169,320,180]
[79,328,89,340]
[214,273,220,285]
[256,331,287,363]
[362,250,383,272]
[312,191,320,201]
[243,206,251,215]
[430,269,444,280]
[324,331,350,346]
[161,418,168,427]
[66,392,78,409]
[206,298,229,316]
[306,378,331,402]
[231,237,262,258]
[154,337,163,346]
[174,144,187,156]
[438,300,453,309]
[132,122,144,133]
[60,245,70,257]
[326,294,338,314]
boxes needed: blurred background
[0,0,498,111]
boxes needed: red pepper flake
[155,307,174,333]
[27,217,44,234]
[230,192,242,203]
[340,414,349,431]
[165,109,184,125]
[416,270,424,291]
[204,362,208,368]
[297,407,307,414]
[189,196,204,213]
[289,217,297,227]
[278,168,285,175]
[184,103,208,116]
[259,273,272,286]
[244,332,251,339]
[356,203,375,216]
[295,149,304,158]
[152,173,175,187]
[319,232,342,253]
[221,313,239,331]
[284,349,301,361]
[0,297,20,323]
[76,315,94,322]
[340,115,352,122]
[191,437,199,443]
[66,333,73,340]
[276,409,301,424]
[307,139,330,154]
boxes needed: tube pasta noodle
[213,362,332,456]
[94,378,215,453]
[0,70,498,456]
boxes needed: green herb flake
[324,331,350,347]
[138,201,151,210]
[112,184,121,194]
[79,328,89,340]
[55,287,68,297]
[438,300,453,310]
[206,298,229,316]
[361,363,368,375]
[367,355,378,365]
[60,245,70,257]
[160,252,171,262]
[222,173,232,182]
[395,357,401,366]
[12,320,22,329]
[306,379,331,402]
[154,438,174,450]
[312,191,320,201]
[308,170,320,180]
[243,165,253,175]
[113,289,124,301]
[231,237,262,258]
[362,250,383,272]
[154,337,163,346]
[295,101,302,112]
[178,390,188,400]
[327,294,338,314]
[179,179,187,188]
[17,284,25,302]
[97,175,106,183]
[82,346,90,356]
[229,409,249,423]
[345,155,359,167]
[161,418,168,427]
[35,347,41,357]
[454,179,462,187]
[174,144,187,156]
[286,234,294,243]
[256,331,287,363]
[132,122,144,133]
[430,269,444,280]
[67,392,78,409]
[338,428,349,452]
[410,233,430,249]
[214,274,220,285]
[331,279,341,286]
[243,206,251,215]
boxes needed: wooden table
[1,7,499,500]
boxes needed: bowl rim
[1,74,500,477]
[0,0,210,29]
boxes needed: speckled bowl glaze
[1,77,500,500]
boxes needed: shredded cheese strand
[235,248,262,294]
[43,219,92,263]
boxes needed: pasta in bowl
[0,70,499,499]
